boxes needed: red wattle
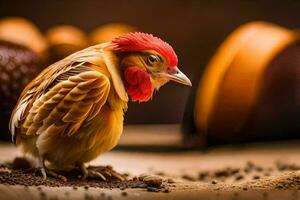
[124,66,153,102]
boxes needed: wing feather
[22,68,110,137]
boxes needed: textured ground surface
[2,126,300,199]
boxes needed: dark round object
[11,157,33,170]
[0,40,44,141]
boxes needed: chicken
[9,32,192,180]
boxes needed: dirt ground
[2,132,300,199]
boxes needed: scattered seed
[246,161,254,168]
[181,174,196,181]
[276,185,284,189]
[138,173,149,181]
[163,188,170,193]
[214,169,230,177]
[235,174,244,181]
[166,178,176,183]
[254,166,263,172]
[143,175,163,188]
[121,191,128,196]
[230,168,240,175]
[198,171,209,180]
[155,171,165,176]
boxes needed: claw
[38,155,67,182]
[88,170,106,181]
[46,169,67,182]
[40,167,47,180]
[103,170,112,177]
[77,163,126,181]
[111,171,125,181]
[78,163,106,181]
[38,167,67,182]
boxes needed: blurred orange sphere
[193,21,299,143]
[89,23,137,45]
[46,25,88,61]
[0,17,48,59]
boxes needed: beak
[159,67,192,86]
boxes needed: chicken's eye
[147,55,159,65]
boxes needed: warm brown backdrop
[0,0,300,124]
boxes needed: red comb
[111,32,178,67]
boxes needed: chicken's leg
[38,155,67,182]
[77,163,106,180]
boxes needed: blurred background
[0,0,300,145]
